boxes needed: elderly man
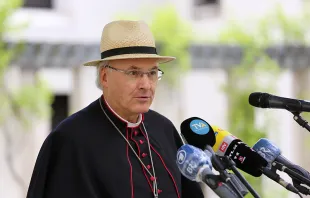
[26,20,204,198]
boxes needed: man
[26,20,204,198]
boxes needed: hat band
[101,46,157,59]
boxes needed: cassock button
[141,153,147,158]
[146,165,151,169]
[139,140,144,144]
[134,131,139,136]
[158,189,162,194]
[150,176,157,181]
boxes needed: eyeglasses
[105,65,164,81]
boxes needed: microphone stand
[205,146,244,198]
[220,156,261,198]
[210,155,244,198]
[293,183,310,196]
[272,162,310,187]
[291,111,310,133]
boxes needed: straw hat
[83,20,176,66]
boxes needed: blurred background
[1,0,310,197]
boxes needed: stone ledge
[6,42,310,69]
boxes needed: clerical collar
[103,97,142,128]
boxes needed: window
[23,0,53,8]
[194,0,219,6]
[51,95,68,130]
[193,0,220,20]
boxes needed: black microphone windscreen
[226,140,268,177]
[248,92,263,107]
[249,92,273,108]
[180,117,216,149]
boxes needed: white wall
[39,68,73,95]
[8,0,171,43]
[70,66,102,114]
[191,0,305,41]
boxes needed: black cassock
[26,96,204,198]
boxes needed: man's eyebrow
[127,65,139,70]
[151,66,159,69]
[127,65,159,70]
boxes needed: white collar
[104,98,142,127]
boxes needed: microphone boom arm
[291,112,310,133]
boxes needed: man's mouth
[135,96,151,100]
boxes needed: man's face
[101,58,160,116]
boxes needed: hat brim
[83,53,176,66]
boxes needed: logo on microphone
[219,142,228,152]
[190,119,210,135]
[238,156,246,163]
[233,152,246,164]
[177,150,186,164]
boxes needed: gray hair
[95,61,109,90]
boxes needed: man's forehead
[110,59,159,69]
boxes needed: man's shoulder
[144,109,175,127]
[57,107,90,129]
[51,99,100,137]
[144,109,176,131]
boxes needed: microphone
[176,144,245,198]
[249,92,310,133]
[211,125,268,177]
[180,117,262,198]
[253,138,310,194]
[181,119,267,177]
[180,117,216,149]
[252,138,301,194]
[179,118,227,173]
[249,92,310,113]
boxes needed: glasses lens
[158,70,163,80]
[124,69,164,82]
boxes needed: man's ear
[100,68,108,89]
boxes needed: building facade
[1,0,309,198]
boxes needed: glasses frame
[104,65,164,81]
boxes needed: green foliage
[0,0,22,80]
[212,4,310,197]
[0,0,53,129]
[115,4,193,87]
[256,5,310,45]
[11,75,53,126]
[149,5,192,87]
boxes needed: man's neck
[103,95,140,123]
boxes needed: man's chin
[133,106,151,114]
[137,108,150,114]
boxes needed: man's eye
[128,71,140,76]
[149,70,157,76]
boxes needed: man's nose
[138,74,152,89]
